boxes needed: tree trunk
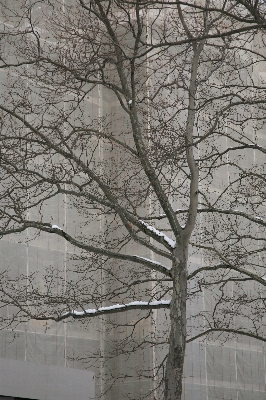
[164,249,187,400]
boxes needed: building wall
[0,2,265,400]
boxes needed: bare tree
[0,1,265,399]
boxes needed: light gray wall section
[0,357,95,400]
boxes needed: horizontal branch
[50,224,175,263]
[187,328,266,343]
[187,263,266,286]
[0,222,173,276]
[34,300,171,321]
[151,207,266,227]
[139,22,266,59]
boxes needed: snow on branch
[254,216,265,222]
[62,299,171,319]
[139,220,176,248]
[52,224,63,230]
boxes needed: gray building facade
[0,1,265,400]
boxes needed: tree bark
[164,249,187,400]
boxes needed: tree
[0,1,265,399]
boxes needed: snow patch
[140,220,176,248]
[52,225,62,230]
[70,299,171,316]
[254,216,265,222]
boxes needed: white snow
[229,211,264,222]
[254,216,265,222]
[70,299,171,316]
[160,208,187,218]
[52,225,62,230]
[134,255,171,270]
[128,99,132,104]
[149,300,171,306]
[139,220,176,248]
[197,208,265,222]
